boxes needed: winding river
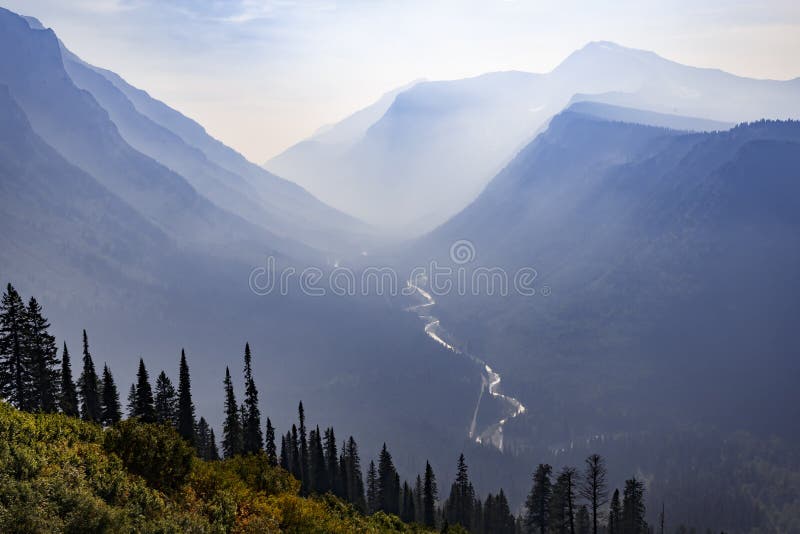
[406,279,526,451]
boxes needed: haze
[5,0,799,163]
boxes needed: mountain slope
[267,42,800,233]
[413,110,800,448]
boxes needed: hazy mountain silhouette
[414,107,800,447]
[267,41,800,233]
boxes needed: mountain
[266,41,800,233]
[0,7,482,489]
[413,107,800,450]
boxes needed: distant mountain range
[267,41,799,233]
[413,105,800,449]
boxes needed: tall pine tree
[366,460,379,514]
[445,453,475,530]
[132,358,156,422]
[607,488,622,534]
[550,466,578,534]
[621,478,647,534]
[177,349,196,443]
[377,443,400,514]
[343,436,366,512]
[0,284,28,408]
[580,454,609,534]
[423,460,438,528]
[323,427,339,496]
[100,363,121,425]
[309,426,327,494]
[78,330,101,422]
[241,343,263,454]
[222,367,243,458]
[24,297,59,412]
[59,342,79,417]
[265,417,277,466]
[154,371,178,426]
[525,463,553,534]
[298,401,309,495]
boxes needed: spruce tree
[309,426,327,494]
[377,443,400,514]
[290,424,302,481]
[265,417,277,466]
[524,463,553,534]
[323,427,339,496]
[126,383,137,417]
[222,367,243,458]
[344,436,366,512]
[579,454,609,534]
[132,358,156,422]
[608,489,621,534]
[366,460,379,514]
[25,297,60,412]
[621,477,647,534]
[196,417,217,460]
[241,343,263,454]
[550,466,577,534]
[0,284,28,408]
[401,481,415,523]
[445,453,475,529]
[208,427,220,460]
[414,474,423,524]
[154,371,178,426]
[59,342,79,416]
[78,330,101,422]
[423,460,438,528]
[100,363,121,425]
[298,401,309,494]
[177,349,196,444]
[279,434,289,470]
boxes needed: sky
[5,0,800,162]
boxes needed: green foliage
[0,402,433,533]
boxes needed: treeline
[2,283,672,533]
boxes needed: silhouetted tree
[131,358,156,422]
[100,363,121,425]
[290,424,302,481]
[621,477,647,534]
[401,481,416,523]
[445,453,475,529]
[550,466,578,534]
[265,417,277,466]
[423,460,438,528]
[309,426,327,494]
[525,463,553,534]
[367,460,379,514]
[279,434,289,470]
[0,284,27,409]
[177,349,195,443]
[222,366,242,458]
[580,455,609,534]
[78,330,101,422]
[343,436,366,511]
[378,443,400,514]
[298,401,309,494]
[323,427,339,496]
[195,417,219,460]
[608,489,622,534]
[241,343,263,454]
[25,297,59,412]
[59,342,79,417]
[154,371,178,426]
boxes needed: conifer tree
[131,358,156,422]
[423,460,438,528]
[621,477,647,534]
[25,297,60,412]
[401,481,416,523]
[127,383,137,417]
[525,463,553,534]
[208,427,220,460]
[290,424,302,482]
[222,367,243,458]
[100,363,121,425]
[608,489,622,534]
[580,454,609,534]
[0,284,28,408]
[550,466,578,534]
[196,417,218,460]
[344,436,366,512]
[241,343,263,454]
[366,460,379,514]
[279,434,289,470]
[59,342,79,417]
[323,427,339,496]
[445,453,475,530]
[265,417,277,466]
[309,426,327,494]
[377,443,400,514]
[414,474,424,524]
[177,349,195,443]
[154,371,178,426]
[298,401,309,494]
[78,330,101,422]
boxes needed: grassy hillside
[0,402,432,533]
